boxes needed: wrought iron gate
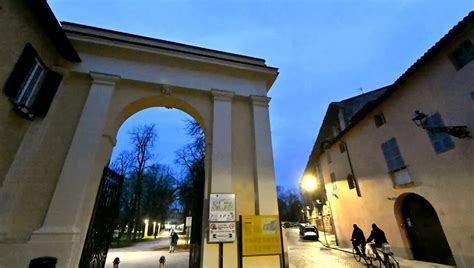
[79,167,124,268]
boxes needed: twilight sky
[49,0,473,191]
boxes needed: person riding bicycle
[366,223,388,261]
[351,224,366,256]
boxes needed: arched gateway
[0,22,279,267]
[395,193,455,266]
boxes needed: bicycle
[352,242,399,268]
[378,243,399,268]
[352,243,373,266]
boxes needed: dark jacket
[351,227,366,244]
[367,227,387,245]
[171,232,179,243]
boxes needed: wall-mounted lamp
[411,110,471,139]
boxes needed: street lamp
[411,110,471,138]
[301,174,317,192]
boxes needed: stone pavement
[317,231,455,268]
[105,233,189,268]
[285,227,455,268]
[285,227,365,267]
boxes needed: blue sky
[49,0,473,191]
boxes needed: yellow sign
[241,215,282,256]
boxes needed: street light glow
[302,175,318,192]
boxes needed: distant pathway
[105,234,189,268]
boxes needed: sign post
[185,217,192,247]
[208,193,236,243]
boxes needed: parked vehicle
[300,225,319,240]
[298,223,308,234]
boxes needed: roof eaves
[306,103,340,165]
[26,0,81,62]
[322,11,474,146]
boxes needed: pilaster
[31,72,120,246]
[203,89,236,268]
[209,89,234,193]
[250,95,279,215]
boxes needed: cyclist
[351,224,366,256]
[366,223,388,261]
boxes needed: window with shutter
[381,138,413,186]
[3,43,62,119]
[425,113,455,154]
[346,174,355,189]
[339,143,346,153]
[374,113,386,128]
[330,172,337,190]
[381,138,405,172]
[450,40,474,69]
[326,151,332,164]
[15,58,46,107]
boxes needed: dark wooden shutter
[3,43,38,99]
[346,174,355,189]
[31,71,63,117]
[426,113,454,154]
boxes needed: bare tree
[111,150,134,176]
[175,119,205,267]
[128,124,157,240]
[142,164,177,230]
[110,151,134,245]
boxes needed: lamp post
[301,175,317,224]
[301,174,332,246]
[144,219,149,237]
[411,110,471,138]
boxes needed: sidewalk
[317,231,455,268]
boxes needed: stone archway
[11,22,281,268]
[395,193,455,266]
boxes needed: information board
[186,216,192,227]
[241,215,282,256]
[208,222,236,242]
[209,193,235,222]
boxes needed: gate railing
[79,167,124,268]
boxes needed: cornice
[250,95,271,107]
[211,89,235,101]
[90,72,121,86]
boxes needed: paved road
[105,235,189,268]
[284,227,365,268]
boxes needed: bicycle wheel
[352,247,362,262]
[387,255,399,268]
[362,254,372,266]
[376,258,383,268]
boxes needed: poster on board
[241,215,282,256]
[209,193,235,222]
[208,222,236,243]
